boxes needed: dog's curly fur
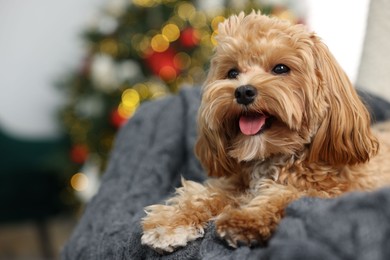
[141,11,390,253]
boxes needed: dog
[141,11,390,253]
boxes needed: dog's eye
[272,64,290,75]
[227,69,239,79]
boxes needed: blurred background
[0,0,389,259]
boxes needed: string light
[174,52,191,70]
[118,89,140,118]
[211,31,218,46]
[162,23,180,42]
[168,15,185,29]
[151,34,170,52]
[133,83,150,100]
[161,0,176,4]
[189,12,207,28]
[273,10,297,23]
[99,39,119,56]
[177,2,196,20]
[133,0,158,8]
[176,74,193,87]
[118,103,137,118]
[122,89,140,108]
[211,15,225,31]
[138,36,152,55]
[130,33,144,51]
[147,81,169,98]
[70,173,89,191]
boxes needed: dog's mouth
[238,112,274,136]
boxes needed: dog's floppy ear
[195,106,239,177]
[308,36,379,165]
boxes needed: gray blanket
[62,87,390,260]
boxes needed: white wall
[0,0,372,139]
[0,0,106,139]
[357,0,390,101]
[305,0,370,83]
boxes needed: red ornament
[144,48,180,81]
[70,144,89,164]
[179,27,200,48]
[111,109,128,128]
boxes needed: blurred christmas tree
[58,0,304,200]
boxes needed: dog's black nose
[235,85,257,105]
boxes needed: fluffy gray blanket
[62,87,390,260]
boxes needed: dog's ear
[195,108,238,177]
[308,36,379,165]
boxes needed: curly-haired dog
[141,11,390,252]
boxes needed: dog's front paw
[141,204,205,253]
[141,224,204,253]
[215,208,275,248]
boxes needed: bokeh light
[133,0,158,8]
[159,65,177,81]
[122,89,140,108]
[151,34,170,52]
[211,15,225,31]
[132,83,150,100]
[70,173,89,191]
[174,52,191,70]
[177,2,196,20]
[118,88,140,118]
[99,39,119,56]
[162,23,180,42]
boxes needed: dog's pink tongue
[239,114,267,136]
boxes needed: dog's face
[196,12,379,177]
